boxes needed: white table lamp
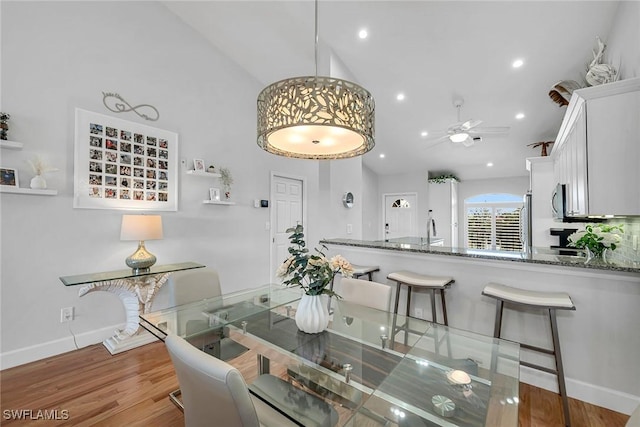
[120,215,163,273]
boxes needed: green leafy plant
[276,224,353,296]
[568,223,623,257]
[219,167,233,189]
[428,174,460,183]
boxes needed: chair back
[165,334,260,427]
[158,268,222,309]
[340,278,392,312]
[627,404,640,427]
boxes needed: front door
[383,193,418,240]
[270,174,304,281]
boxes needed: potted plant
[219,167,233,199]
[276,224,353,333]
[568,223,623,263]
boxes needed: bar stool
[350,264,380,281]
[482,282,575,427]
[387,270,454,325]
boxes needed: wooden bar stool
[482,282,576,427]
[387,270,454,325]
[350,264,380,281]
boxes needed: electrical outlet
[60,307,74,323]
[414,308,423,318]
[346,224,353,234]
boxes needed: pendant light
[257,0,375,160]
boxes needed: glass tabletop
[344,324,520,427]
[59,261,205,286]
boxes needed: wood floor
[0,342,630,427]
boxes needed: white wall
[0,1,330,367]
[361,164,379,240]
[606,1,640,79]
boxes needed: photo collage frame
[74,108,178,211]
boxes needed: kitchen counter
[320,237,640,274]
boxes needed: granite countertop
[320,238,640,274]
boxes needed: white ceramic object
[447,369,471,385]
[30,174,47,189]
[295,293,329,333]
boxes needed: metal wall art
[73,108,178,211]
[102,92,160,122]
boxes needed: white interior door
[383,193,418,240]
[270,174,304,281]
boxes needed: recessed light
[421,131,428,137]
[379,153,385,158]
[396,93,405,101]
[487,162,494,167]
[515,113,525,119]
[358,29,368,39]
[512,59,524,68]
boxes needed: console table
[60,262,204,354]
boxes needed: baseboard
[520,365,640,415]
[0,324,122,370]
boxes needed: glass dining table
[140,284,520,427]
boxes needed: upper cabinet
[551,77,640,217]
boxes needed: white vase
[295,294,329,334]
[30,174,47,189]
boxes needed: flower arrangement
[567,223,623,258]
[276,224,353,296]
[27,156,58,176]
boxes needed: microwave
[551,183,566,220]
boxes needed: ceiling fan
[426,99,510,147]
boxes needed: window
[465,193,523,251]
[392,198,411,208]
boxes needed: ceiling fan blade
[469,126,510,135]
[460,119,482,131]
[424,135,449,147]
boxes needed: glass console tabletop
[141,284,520,426]
[59,261,205,286]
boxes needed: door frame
[381,192,418,240]
[269,171,307,282]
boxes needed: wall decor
[0,167,18,187]
[209,187,220,201]
[74,108,178,211]
[0,112,10,140]
[193,158,205,172]
[102,92,160,122]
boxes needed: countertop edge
[320,239,640,274]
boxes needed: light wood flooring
[0,342,630,426]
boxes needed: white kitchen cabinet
[526,157,557,247]
[551,77,640,216]
[427,179,458,247]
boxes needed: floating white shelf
[203,200,235,205]
[0,186,57,196]
[0,140,24,150]
[186,170,222,178]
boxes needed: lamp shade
[120,215,163,241]
[257,76,375,159]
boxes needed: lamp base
[125,241,156,274]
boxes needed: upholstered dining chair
[165,334,299,427]
[161,268,223,307]
[339,277,392,312]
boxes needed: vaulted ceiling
[164,1,622,180]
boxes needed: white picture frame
[74,108,179,211]
[209,187,220,201]
[0,167,19,187]
[193,158,205,172]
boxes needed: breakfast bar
[321,238,640,415]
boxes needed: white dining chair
[165,334,299,427]
[339,277,392,312]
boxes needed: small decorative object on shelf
[0,112,9,140]
[585,36,618,87]
[568,223,623,264]
[527,141,554,157]
[193,158,205,172]
[428,174,460,183]
[277,224,353,333]
[219,167,233,199]
[207,165,216,173]
[548,80,582,107]
[27,156,59,190]
[0,167,19,187]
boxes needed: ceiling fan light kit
[256,0,375,160]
